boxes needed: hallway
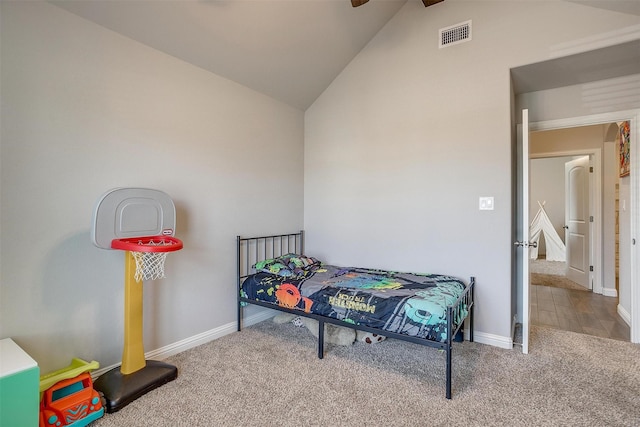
[531,284,630,341]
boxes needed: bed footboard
[445,276,475,399]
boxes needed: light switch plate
[479,197,494,210]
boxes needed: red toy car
[39,372,104,427]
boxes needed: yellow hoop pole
[121,251,146,375]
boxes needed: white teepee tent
[529,201,566,261]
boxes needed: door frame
[530,149,602,294]
[517,109,531,354]
[527,109,639,343]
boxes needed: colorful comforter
[241,254,468,342]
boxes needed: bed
[236,231,475,399]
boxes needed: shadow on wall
[34,232,123,373]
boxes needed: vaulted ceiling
[51,0,409,110]
[50,0,640,110]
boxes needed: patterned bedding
[240,254,468,342]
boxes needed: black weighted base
[93,360,177,413]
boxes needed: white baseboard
[618,304,631,327]
[94,309,513,377]
[93,308,276,378]
[473,330,514,350]
[602,287,618,298]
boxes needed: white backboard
[91,188,176,249]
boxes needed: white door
[565,156,590,289]
[516,109,531,354]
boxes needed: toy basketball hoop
[91,188,183,413]
[111,236,183,282]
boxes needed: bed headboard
[237,231,304,281]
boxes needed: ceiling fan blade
[351,0,370,7]
[422,0,444,6]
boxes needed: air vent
[439,20,471,48]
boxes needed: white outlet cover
[479,197,494,210]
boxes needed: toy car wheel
[99,391,107,408]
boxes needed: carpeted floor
[530,258,566,276]
[530,272,588,291]
[93,319,640,426]
[530,258,588,291]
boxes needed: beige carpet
[530,258,566,276]
[93,319,640,426]
[530,258,588,291]
[530,273,588,291]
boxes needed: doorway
[528,132,629,341]
[530,155,590,289]
[519,111,639,349]
[529,127,606,293]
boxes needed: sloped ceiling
[50,0,408,110]
[567,0,640,16]
[50,0,639,110]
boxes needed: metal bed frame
[237,230,475,399]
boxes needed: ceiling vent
[439,20,472,48]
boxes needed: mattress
[240,254,468,342]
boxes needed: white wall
[0,2,304,372]
[304,0,640,345]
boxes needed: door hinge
[590,265,594,272]
[589,166,593,173]
[590,216,594,222]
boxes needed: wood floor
[531,284,630,341]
